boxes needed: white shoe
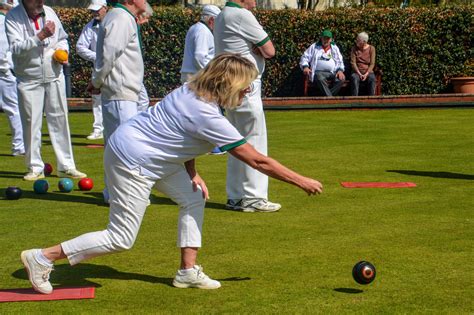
[57,169,87,179]
[86,131,103,140]
[20,249,53,294]
[173,265,221,289]
[23,171,45,181]
[225,198,281,213]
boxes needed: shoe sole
[225,205,280,213]
[172,280,221,289]
[20,251,52,295]
[23,174,45,181]
[57,172,87,179]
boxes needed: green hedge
[56,6,473,97]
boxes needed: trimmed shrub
[56,6,473,97]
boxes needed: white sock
[34,249,53,267]
[181,267,195,273]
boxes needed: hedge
[56,6,473,98]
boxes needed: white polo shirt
[180,21,215,74]
[214,1,270,78]
[108,84,246,179]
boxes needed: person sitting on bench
[350,32,376,96]
[299,29,345,96]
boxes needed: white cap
[88,0,107,11]
[0,0,16,9]
[201,5,221,18]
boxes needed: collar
[199,20,212,32]
[30,11,45,21]
[92,19,100,27]
[112,2,137,20]
[225,1,243,8]
[0,12,5,17]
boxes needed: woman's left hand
[191,173,209,200]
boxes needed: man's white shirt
[180,21,215,74]
[76,19,100,63]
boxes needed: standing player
[180,4,222,155]
[87,0,148,202]
[76,0,107,141]
[214,0,280,212]
[0,0,24,156]
[6,0,87,180]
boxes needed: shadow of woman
[12,263,174,289]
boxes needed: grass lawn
[0,108,472,313]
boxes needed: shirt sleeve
[300,43,314,70]
[192,29,213,70]
[5,16,42,56]
[54,17,69,52]
[333,45,344,72]
[76,23,96,62]
[239,11,269,47]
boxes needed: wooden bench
[303,67,383,96]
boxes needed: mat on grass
[341,182,417,188]
[0,287,95,303]
[85,144,104,149]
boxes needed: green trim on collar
[0,12,5,17]
[112,3,136,19]
[112,3,142,51]
[225,1,243,8]
[256,36,270,47]
[220,139,247,152]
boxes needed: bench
[303,67,383,96]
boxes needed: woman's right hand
[299,177,323,195]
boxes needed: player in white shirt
[0,0,24,156]
[180,5,220,83]
[19,54,323,293]
[6,0,86,180]
[180,4,222,155]
[214,0,280,212]
[76,0,107,140]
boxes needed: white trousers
[0,74,24,154]
[61,147,205,265]
[17,76,76,173]
[101,99,139,147]
[91,94,103,133]
[137,83,149,112]
[226,79,268,200]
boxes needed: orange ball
[53,50,68,63]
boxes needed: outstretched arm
[229,143,323,195]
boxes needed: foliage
[56,6,473,97]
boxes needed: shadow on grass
[150,195,227,211]
[334,288,363,294]
[0,170,24,179]
[387,170,474,180]
[0,188,106,206]
[12,264,251,289]
[12,263,173,288]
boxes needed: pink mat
[341,182,417,188]
[85,144,104,149]
[0,287,95,303]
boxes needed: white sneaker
[23,171,45,181]
[173,265,221,289]
[225,198,281,213]
[86,131,103,140]
[57,169,87,179]
[20,249,53,294]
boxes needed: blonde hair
[188,53,258,109]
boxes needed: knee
[107,228,137,252]
[351,73,360,82]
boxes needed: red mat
[85,144,104,149]
[341,182,417,188]
[0,287,95,303]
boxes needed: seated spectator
[350,32,376,96]
[299,29,345,96]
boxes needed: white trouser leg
[154,169,206,248]
[226,79,268,200]
[0,75,24,153]
[91,94,103,133]
[61,147,154,265]
[17,81,46,173]
[137,83,149,112]
[44,77,76,172]
[101,99,139,196]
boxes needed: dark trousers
[314,71,344,96]
[351,72,376,96]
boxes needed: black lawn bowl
[352,261,376,285]
[5,186,23,200]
